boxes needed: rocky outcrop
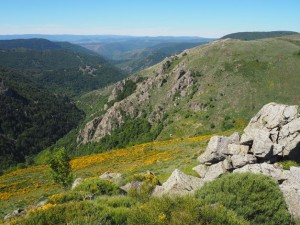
[240,103,300,161]
[77,52,191,144]
[193,103,300,219]
[108,80,125,102]
[152,169,204,196]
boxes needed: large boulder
[240,103,300,161]
[233,163,289,182]
[198,132,240,164]
[152,169,203,196]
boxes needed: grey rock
[227,144,249,155]
[240,103,300,160]
[4,208,23,221]
[198,135,238,164]
[279,166,300,219]
[251,130,273,158]
[71,177,83,190]
[233,163,289,182]
[152,169,204,196]
[99,171,123,185]
[120,181,142,193]
[36,199,48,208]
[202,159,231,182]
[290,166,300,183]
[231,154,257,168]
[192,164,208,178]
[244,103,298,132]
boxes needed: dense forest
[0,39,125,96]
[0,67,84,170]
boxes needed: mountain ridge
[69,35,300,155]
[221,31,298,40]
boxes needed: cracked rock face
[197,132,240,164]
[241,103,300,160]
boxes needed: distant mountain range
[0,34,214,43]
[0,38,125,95]
[0,35,215,73]
[221,31,298,40]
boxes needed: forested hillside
[0,67,84,170]
[0,39,125,95]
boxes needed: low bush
[127,173,160,202]
[127,196,249,225]
[195,173,293,225]
[73,177,124,198]
[48,191,83,204]
[278,160,300,170]
[95,195,137,208]
[13,201,130,225]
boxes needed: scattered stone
[99,171,123,185]
[4,208,23,221]
[71,177,83,190]
[120,181,142,193]
[36,199,48,208]
[152,169,203,196]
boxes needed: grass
[0,133,213,219]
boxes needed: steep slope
[0,67,84,170]
[221,31,298,40]
[0,39,125,95]
[74,35,300,154]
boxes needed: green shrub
[127,173,160,202]
[73,177,123,197]
[49,147,73,189]
[195,173,293,225]
[95,195,137,208]
[14,201,129,225]
[278,160,300,170]
[128,196,249,225]
[221,115,236,131]
[48,191,83,204]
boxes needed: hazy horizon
[1,0,299,38]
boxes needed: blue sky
[0,0,299,37]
